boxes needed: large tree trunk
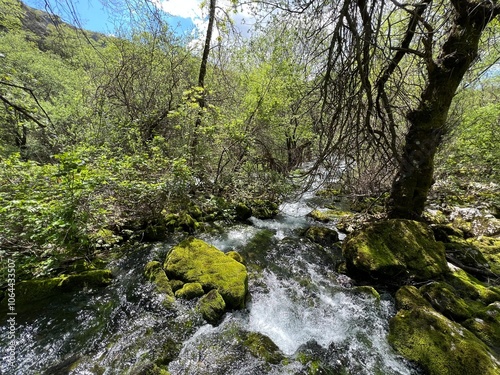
[387,1,499,219]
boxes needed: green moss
[353,286,380,300]
[164,238,248,309]
[163,213,198,233]
[469,236,500,274]
[304,226,339,246]
[307,209,334,223]
[226,251,245,264]
[58,270,113,290]
[235,203,252,220]
[395,285,433,311]
[175,282,204,300]
[144,261,175,303]
[197,289,226,324]
[419,282,473,321]
[389,303,500,375]
[342,220,448,282]
[242,332,284,365]
[463,315,500,349]
[446,269,500,305]
[249,200,279,219]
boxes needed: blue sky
[23,0,195,34]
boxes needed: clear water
[0,190,420,375]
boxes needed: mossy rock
[241,331,284,365]
[144,261,175,303]
[164,238,248,309]
[394,285,433,311]
[175,282,205,300]
[304,226,339,247]
[352,285,380,300]
[168,279,184,293]
[163,213,198,233]
[226,250,245,264]
[197,289,226,324]
[444,237,491,272]
[342,219,449,282]
[307,209,334,223]
[419,282,472,321]
[469,236,500,275]
[249,200,279,219]
[431,224,464,242]
[463,312,500,350]
[445,269,500,305]
[235,203,252,221]
[389,290,500,375]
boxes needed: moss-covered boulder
[241,331,284,365]
[307,209,334,223]
[163,213,198,233]
[419,282,472,321]
[197,289,226,324]
[446,268,500,305]
[144,261,175,304]
[443,236,491,272]
[249,200,279,219]
[304,226,339,247]
[342,219,448,282]
[235,203,252,221]
[389,286,500,375]
[175,282,205,300]
[226,250,245,264]
[164,238,248,309]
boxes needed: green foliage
[437,81,500,183]
[0,146,195,282]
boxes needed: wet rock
[241,331,284,365]
[342,219,449,283]
[249,200,279,219]
[144,261,175,304]
[226,250,245,264]
[235,203,252,221]
[197,289,226,324]
[175,282,205,300]
[304,226,339,247]
[164,238,248,309]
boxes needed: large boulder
[389,286,500,375]
[342,219,449,282]
[164,238,248,309]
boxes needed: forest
[1,0,500,374]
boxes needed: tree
[386,0,500,219]
[259,0,500,218]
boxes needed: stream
[0,186,423,375]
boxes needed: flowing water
[0,187,422,375]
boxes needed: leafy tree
[258,0,500,218]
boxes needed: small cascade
[0,178,421,375]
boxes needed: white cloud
[153,0,202,20]
[154,0,255,37]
